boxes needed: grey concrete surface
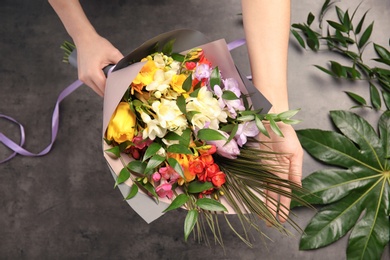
[0,0,389,259]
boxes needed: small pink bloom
[156,182,173,199]
[152,172,161,182]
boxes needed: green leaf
[343,10,352,31]
[176,95,186,115]
[320,0,333,18]
[162,39,175,55]
[127,160,147,175]
[355,11,368,34]
[182,74,193,92]
[291,29,306,48]
[277,109,300,120]
[382,91,390,111]
[162,194,189,213]
[307,12,315,26]
[184,209,198,241]
[125,184,139,200]
[140,181,159,201]
[297,110,390,258]
[327,20,348,32]
[187,181,214,194]
[144,154,165,174]
[374,43,390,60]
[197,129,227,141]
[196,198,228,212]
[378,111,390,159]
[171,53,185,62]
[167,144,193,155]
[344,91,367,106]
[105,146,120,158]
[143,142,162,162]
[330,61,347,78]
[167,157,185,179]
[115,168,131,186]
[209,67,221,91]
[164,128,191,147]
[222,90,239,100]
[347,183,389,260]
[300,189,366,250]
[330,110,383,160]
[255,115,270,138]
[335,6,345,24]
[369,83,382,110]
[358,22,374,48]
[314,65,336,77]
[269,118,283,137]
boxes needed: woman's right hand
[75,34,123,96]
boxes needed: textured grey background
[0,0,389,259]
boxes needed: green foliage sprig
[291,0,390,110]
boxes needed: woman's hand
[259,122,303,224]
[75,34,123,96]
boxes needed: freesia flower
[186,87,227,129]
[151,99,187,134]
[131,60,157,93]
[194,63,211,81]
[139,110,166,140]
[235,121,260,147]
[156,182,174,199]
[106,102,136,143]
[170,74,187,94]
[207,131,240,159]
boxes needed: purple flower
[235,121,259,147]
[223,78,241,97]
[207,131,240,159]
[194,63,211,81]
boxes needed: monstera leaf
[295,110,390,260]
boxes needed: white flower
[186,87,227,129]
[151,99,187,133]
[139,110,166,140]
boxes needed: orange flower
[131,60,157,93]
[169,153,195,182]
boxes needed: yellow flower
[106,102,136,143]
[131,60,157,93]
[170,74,187,94]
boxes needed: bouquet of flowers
[63,30,303,247]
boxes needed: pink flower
[133,135,152,149]
[152,172,161,182]
[156,182,173,199]
[158,166,180,182]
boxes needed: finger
[289,157,303,187]
[265,186,280,226]
[109,50,124,64]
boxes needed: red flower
[200,154,214,165]
[211,171,226,188]
[189,159,206,175]
[205,163,220,180]
[185,61,196,70]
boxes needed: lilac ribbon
[0,39,245,164]
[227,38,246,51]
[0,79,83,163]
